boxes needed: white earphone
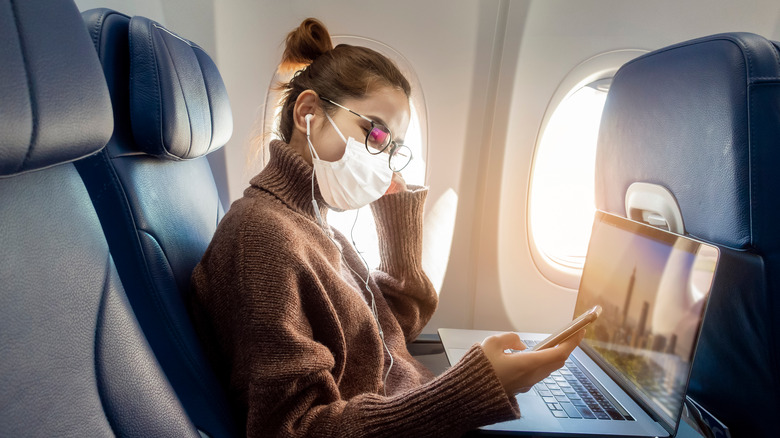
[305,113,326,227]
[304,110,394,393]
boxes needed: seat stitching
[135,228,214,389]
[94,254,118,435]
[152,23,193,47]
[769,42,780,69]
[130,19,165,159]
[192,49,214,155]
[748,104,754,243]
[157,28,195,159]
[103,153,155,284]
[153,22,216,157]
[744,39,755,83]
[89,9,107,50]
[10,0,39,174]
[215,198,221,228]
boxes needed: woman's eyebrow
[366,114,388,128]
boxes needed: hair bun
[279,18,333,73]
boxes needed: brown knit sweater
[189,140,519,437]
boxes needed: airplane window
[529,79,610,272]
[261,35,428,269]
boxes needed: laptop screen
[573,211,718,429]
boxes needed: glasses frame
[320,96,412,172]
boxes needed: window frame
[527,49,648,289]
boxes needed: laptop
[439,210,720,437]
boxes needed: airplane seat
[76,8,238,437]
[595,32,780,437]
[0,0,199,436]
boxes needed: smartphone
[528,305,602,351]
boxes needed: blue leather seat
[0,0,198,436]
[76,8,238,437]
[595,32,780,437]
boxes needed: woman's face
[313,86,411,162]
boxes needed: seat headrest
[595,32,780,250]
[128,16,232,160]
[0,0,113,177]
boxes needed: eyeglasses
[320,96,413,172]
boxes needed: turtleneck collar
[248,140,329,222]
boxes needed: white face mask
[306,112,393,211]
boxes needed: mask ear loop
[306,113,394,395]
[324,111,347,143]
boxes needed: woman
[189,18,584,437]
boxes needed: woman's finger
[483,332,525,350]
[384,172,407,194]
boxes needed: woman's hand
[384,172,407,195]
[481,330,585,396]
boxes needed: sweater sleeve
[248,342,519,438]
[369,186,438,342]
[228,218,518,437]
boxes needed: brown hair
[277,18,412,143]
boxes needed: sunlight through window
[529,81,609,269]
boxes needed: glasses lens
[389,144,413,172]
[366,125,391,153]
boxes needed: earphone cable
[307,121,394,396]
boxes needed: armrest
[407,333,443,355]
[411,333,442,344]
[407,333,448,374]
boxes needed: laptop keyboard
[525,340,634,421]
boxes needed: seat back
[0,1,198,436]
[595,32,780,437]
[77,8,237,437]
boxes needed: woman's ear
[292,90,320,135]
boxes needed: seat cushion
[0,165,198,438]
